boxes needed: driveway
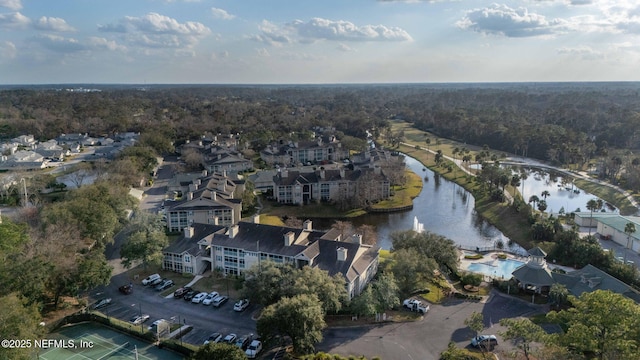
[317,291,544,360]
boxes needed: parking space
[94,273,258,348]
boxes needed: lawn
[574,178,637,215]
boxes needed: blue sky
[1,0,639,84]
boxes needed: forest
[1,82,640,188]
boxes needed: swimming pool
[466,259,525,279]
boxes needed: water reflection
[314,155,525,254]
[516,167,617,215]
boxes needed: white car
[191,292,208,304]
[245,340,262,358]
[471,335,498,348]
[202,291,220,305]
[129,314,150,325]
[233,299,250,312]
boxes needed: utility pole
[20,178,28,207]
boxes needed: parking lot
[91,270,257,347]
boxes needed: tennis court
[39,323,184,360]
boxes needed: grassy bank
[574,179,637,215]
[259,169,423,220]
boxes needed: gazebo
[511,247,554,294]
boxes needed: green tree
[541,190,550,200]
[391,230,458,271]
[190,342,248,360]
[286,266,348,314]
[528,195,540,210]
[349,286,377,317]
[257,294,326,355]
[241,261,287,306]
[547,290,640,360]
[548,283,569,308]
[0,294,43,360]
[465,311,484,338]
[372,272,400,311]
[120,216,169,269]
[390,248,437,295]
[499,318,546,360]
[537,199,548,212]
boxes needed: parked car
[233,298,250,312]
[212,295,229,307]
[203,332,222,345]
[235,334,253,350]
[245,340,263,359]
[155,279,174,291]
[471,335,498,348]
[191,292,209,304]
[223,333,237,344]
[402,298,429,314]
[202,291,220,305]
[129,314,150,325]
[173,286,192,298]
[183,289,197,301]
[141,273,161,286]
[118,284,133,295]
[92,298,111,309]
[147,319,167,331]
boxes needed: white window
[185,255,191,263]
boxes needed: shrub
[464,254,483,260]
[460,272,482,287]
[497,253,507,260]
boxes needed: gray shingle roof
[164,223,226,255]
[552,264,640,302]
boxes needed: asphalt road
[317,291,544,360]
[90,272,257,346]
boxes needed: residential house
[202,217,379,299]
[164,172,243,232]
[552,264,640,303]
[162,223,226,274]
[0,150,48,170]
[272,167,390,205]
[35,140,67,161]
[11,135,36,147]
[203,149,253,175]
[260,136,348,166]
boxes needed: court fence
[49,310,195,357]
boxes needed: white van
[142,273,161,286]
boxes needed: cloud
[87,37,126,51]
[252,17,412,46]
[31,34,127,54]
[0,40,16,58]
[557,45,604,59]
[98,12,211,49]
[288,18,413,42]
[32,34,86,52]
[211,7,235,20]
[337,43,354,51]
[99,12,210,35]
[457,4,566,37]
[0,11,29,28]
[0,0,21,10]
[257,48,270,57]
[34,16,75,32]
[250,20,293,46]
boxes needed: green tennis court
[39,323,184,360]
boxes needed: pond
[517,168,618,215]
[316,155,526,254]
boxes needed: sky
[1,0,639,84]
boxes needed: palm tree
[541,190,550,200]
[586,199,599,235]
[519,169,529,200]
[624,222,636,263]
[537,200,548,213]
[528,195,539,209]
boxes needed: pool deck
[459,251,575,279]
